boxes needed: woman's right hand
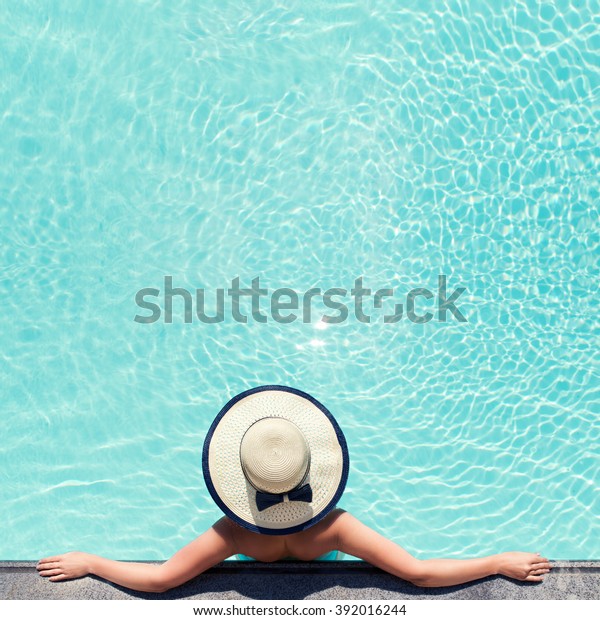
[496,551,551,581]
[37,551,92,582]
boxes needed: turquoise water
[1,0,598,561]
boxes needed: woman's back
[227,509,344,562]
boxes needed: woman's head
[202,385,349,535]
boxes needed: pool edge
[1,561,599,600]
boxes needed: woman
[37,386,551,593]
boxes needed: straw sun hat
[202,385,349,535]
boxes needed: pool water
[1,0,598,561]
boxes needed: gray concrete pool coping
[1,560,599,600]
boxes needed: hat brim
[202,385,349,535]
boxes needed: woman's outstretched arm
[333,511,551,587]
[37,517,236,593]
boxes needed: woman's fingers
[527,562,551,579]
[532,562,551,570]
[37,558,68,579]
[38,568,63,576]
[38,556,62,564]
[37,551,90,582]
[37,562,62,573]
[37,560,62,570]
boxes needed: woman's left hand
[37,551,92,581]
